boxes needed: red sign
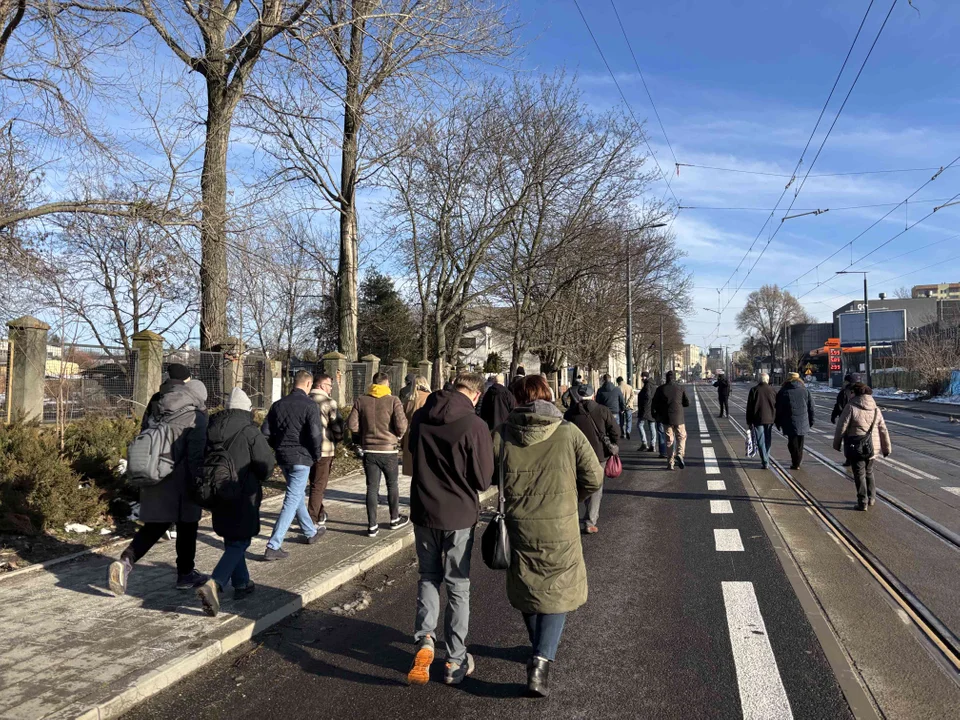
[829,348,841,373]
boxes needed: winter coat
[714,376,731,399]
[346,384,407,452]
[652,380,690,427]
[831,384,854,424]
[775,380,815,436]
[746,382,778,426]
[493,401,604,615]
[637,380,655,421]
[409,390,495,531]
[401,387,431,475]
[480,383,516,433]
[832,394,892,458]
[261,388,324,467]
[206,409,276,541]
[308,388,343,458]
[560,383,581,409]
[564,399,620,463]
[595,381,626,418]
[619,381,637,411]
[138,379,208,524]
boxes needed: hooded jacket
[832,394,891,457]
[637,379,655,421]
[346,384,407,452]
[493,401,603,614]
[479,382,516,432]
[746,381,777,426]
[409,390,494,530]
[652,379,690,426]
[206,409,276,540]
[595,380,626,418]
[775,380,815,436]
[564,399,620,463]
[261,388,324,466]
[138,379,208,524]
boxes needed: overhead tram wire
[572,0,680,206]
[716,0,880,302]
[679,197,954,213]
[675,163,953,178]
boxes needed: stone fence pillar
[418,360,433,390]
[323,352,348,408]
[361,354,380,390]
[6,316,49,423]
[131,330,164,419]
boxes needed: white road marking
[874,457,925,481]
[702,447,721,475]
[708,480,726,491]
[944,487,960,497]
[722,581,794,720]
[879,456,939,480]
[715,529,744,551]
[710,499,733,514]
[885,419,956,438]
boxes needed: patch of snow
[928,395,960,406]
[100,528,113,535]
[65,523,93,533]
[330,591,373,617]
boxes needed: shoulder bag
[481,435,511,571]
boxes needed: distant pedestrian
[713,370,731,418]
[830,374,857,424]
[833,383,891,511]
[636,371,656,452]
[563,384,619,534]
[398,372,418,406]
[652,371,690,470]
[347,371,409,537]
[494,375,603,697]
[261,370,324,560]
[308,374,344,528]
[776,372,815,470]
[195,388,275,617]
[617,375,636,439]
[560,374,583,409]
[401,375,432,476]
[479,373,516,432]
[109,364,209,596]
[746,373,777,469]
[595,373,626,423]
[406,373,493,687]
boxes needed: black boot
[527,656,550,698]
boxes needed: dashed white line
[707,480,726,491]
[879,456,939,481]
[715,529,744,552]
[702,447,721,475]
[722,581,793,720]
[710,499,733,514]
[944,487,960,498]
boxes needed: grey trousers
[579,462,605,526]
[414,525,475,665]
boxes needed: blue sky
[509,0,960,350]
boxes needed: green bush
[62,416,139,495]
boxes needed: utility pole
[626,242,633,386]
[837,271,872,387]
[659,314,664,381]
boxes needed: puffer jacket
[347,384,408,452]
[596,381,626,418]
[832,394,891,457]
[493,401,603,615]
[138,379,208,524]
[775,380,815,436]
[637,379,655,421]
[308,388,343,458]
[261,388,324,466]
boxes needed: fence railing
[162,349,226,409]
[42,345,138,423]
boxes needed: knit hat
[787,372,801,381]
[577,383,596,397]
[167,363,191,381]
[850,373,862,383]
[225,387,252,412]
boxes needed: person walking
[563,384,619,535]
[746,373,778,470]
[636,372,656,452]
[652,371,690,470]
[347,371,409,537]
[833,383,891,511]
[398,372,418,405]
[776,372,816,470]
[195,388,276,617]
[401,375,432,477]
[830,373,858,424]
[479,373,516,432]
[617,376,636,440]
[493,375,603,697]
[595,373,625,424]
[713,370,731,418]
[308,373,343,529]
[560,374,583,409]
[109,364,209,596]
[405,373,493,687]
[261,370,323,560]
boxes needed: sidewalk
[0,468,493,720]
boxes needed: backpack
[126,407,194,487]
[193,428,247,510]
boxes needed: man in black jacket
[407,372,493,687]
[652,371,690,470]
[713,370,731,418]
[831,373,857,423]
[746,373,777,469]
[260,370,324,560]
[479,374,515,432]
[596,374,626,421]
[636,372,656,452]
[564,384,620,534]
[776,373,816,469]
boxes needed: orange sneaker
[407,636,435,685]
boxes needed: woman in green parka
[492,375,603,697]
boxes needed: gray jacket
[138,379,208,524]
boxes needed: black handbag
[481,435,511,571]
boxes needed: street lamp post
[836,271,871,388]
[625,222,667,385]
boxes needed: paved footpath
[125,396,857,720]
[0,466,459,720]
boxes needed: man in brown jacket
[347,371,409,537]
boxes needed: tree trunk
[199,84,232,351]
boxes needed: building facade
[912,283,960,300]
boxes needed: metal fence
[242,355,268,409]
[162,349,225,409]
[42,345,138,423]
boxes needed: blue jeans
[523,612,567,662]
[621,409,633,437]
[638,419,655,447]
[414,526,475,665]
[656,422,667,455]
[211,538,251,589]
[267,465,316,550]
[753,425,773,466]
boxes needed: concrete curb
[71,485,498,720]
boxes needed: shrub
[62,416,140,508]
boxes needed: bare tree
[893,285,912,299]
[735,285,813,374]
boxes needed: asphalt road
[127,400,851,720]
